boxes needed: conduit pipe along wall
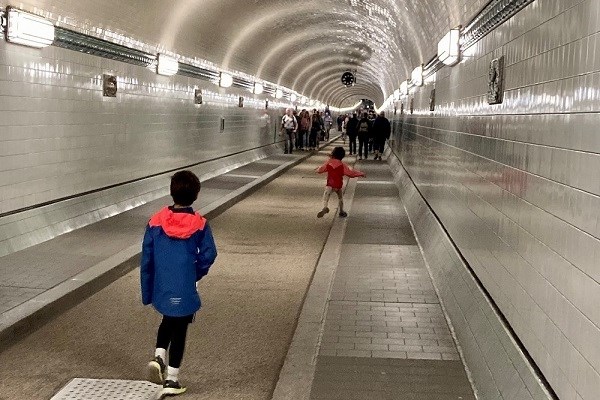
[389,1,600,399]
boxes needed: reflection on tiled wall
[0,42,280,215]
[392,0,600,399]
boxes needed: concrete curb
[0,138,339,351]
[271,166,359,400]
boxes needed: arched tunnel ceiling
[14,0,488,107]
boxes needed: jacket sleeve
[316,161,329,174]
[140,225,154,305]
[343,163,365,178]
[196,223,217,281]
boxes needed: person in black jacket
[357,113,371,160]
[345,113,359,155]
[372,111,391,160]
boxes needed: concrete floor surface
[0,149,336,400]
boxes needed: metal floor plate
[51,379,162,400]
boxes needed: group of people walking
[339,111,391,160]
[280,108,335,154]
[282,108,391,160]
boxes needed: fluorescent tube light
[438,29,461,66]
[220,72,233,88]
[400,80,409,96]
[157,54,178,76]
[6,8,54,48]
[411,66,423,87]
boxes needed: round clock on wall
[341,71,355,87]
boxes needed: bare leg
[318,187,333,218]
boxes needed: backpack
[282,115,296,130]
[358,121,369,134]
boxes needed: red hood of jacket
[149,207,206,239]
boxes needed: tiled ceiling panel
[4,0,489,106]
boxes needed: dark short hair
[170,170,201,206]
[331,146,345,160]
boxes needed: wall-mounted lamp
[253,83,264,95]
[275,89,283,99]
[301,96,308,104]
[438,28,461,66]
[400,80,409,96]
[290,93,297,102]
[219,72,233,88]
[157,54,178,76]
[5,7,54,48]
[411,65,423,87]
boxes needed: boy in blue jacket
[141,170,217,396]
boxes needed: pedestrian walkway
[274,154,476,400]
[0,140,343,400]
[0,144,324,348]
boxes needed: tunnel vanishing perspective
[0,0,598,399]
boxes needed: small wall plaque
[487,56,505,105]
[238,96,244,107]
[194,89,203,104]
[103,74,117,97]
[429,89,436,112]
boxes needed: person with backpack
[281,108,298,154]
[357,112,371,160]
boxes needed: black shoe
[339,211,348,218]
[317,207,330,218]
[147,356,166,384]
[162,380,186,396]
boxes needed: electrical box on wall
[194,89,203,104]
[487,56,505,105]
[103,74,117,97]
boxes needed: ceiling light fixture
[219,72,233,88]
[5,7,54,48]
[157,54,179,76]
[438,28,461,66]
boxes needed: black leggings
[348,135,357,154]
[358,135,369,158]
[156,314,193,368]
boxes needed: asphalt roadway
[0,147,339,400]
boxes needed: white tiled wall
[392,0,600,399]
[0,42,280,215]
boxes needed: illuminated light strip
[157,54,178,76]
[329,101,363,113]
[5,7,54,48]
[374,0,534,111]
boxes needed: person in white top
[280,108,298,154]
